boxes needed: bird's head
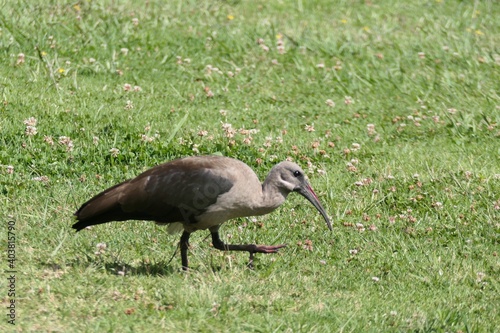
[269,161,332,231]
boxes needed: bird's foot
[253,244,287,253]
[247,244,287,269]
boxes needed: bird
[73,155,331,270]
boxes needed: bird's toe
[254,244,287,253]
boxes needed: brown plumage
[73,155,331,269]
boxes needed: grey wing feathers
[73,158,234,230]
[133,166,234,221]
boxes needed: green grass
[1,0,499,331]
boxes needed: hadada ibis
[73,155,331,270]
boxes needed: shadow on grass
[41,259,177,277]
[104,261,177,276]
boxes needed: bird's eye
[293,170,302,177]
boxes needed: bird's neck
[258,179,289,214]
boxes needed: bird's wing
[73,156,238,230]
[117,161,235,224]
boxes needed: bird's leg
[248,252,255,269]
[180,231,191,271]
[210,231,286,268]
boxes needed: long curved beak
[294,183,332,231]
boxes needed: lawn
[1,0,499,331]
